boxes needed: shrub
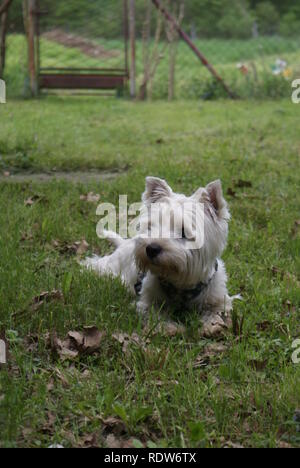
[279,12,300,38]
[255,1,280,35]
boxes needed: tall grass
[4,34,300,99]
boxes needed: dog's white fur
[84,177,234,336]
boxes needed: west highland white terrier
[84,177,235,337]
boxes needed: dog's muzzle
[146,243,162,260]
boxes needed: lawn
[0,97,299,448]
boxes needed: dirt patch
[0,169,125,184]
[43,29,120,60]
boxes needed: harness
[135,260,219,306]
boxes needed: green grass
[0,97,300,448]
[4,34,300,99]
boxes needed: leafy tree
[255,1,280,35]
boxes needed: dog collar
[159,260,219,302]
[135,261,219,303]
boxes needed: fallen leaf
[75,239,89,256]
[291,220,300,239]
[100,416,127,437]
[248,359,268,371]
[22,428,33,439]
[20,231,34,242]
[233,179,252,188]
[24,195,41,206]
[105,434,134,448]
[80,192,101,203]
[41,411,56,435]
[82,326,106,353]
[276,441,293,449]
[15,290,64,319]
[156,321,186,337]
[48,332,79,360]
[79,433,99,448]
[271,266,300,288]
[204,343,228,355]
[222,441,244,449]
[48,326,106,360]
[256,320,272,331]
[227,187,236,198]
[193,343,228,368]
[50,239,89,256]
[112,332,147,354]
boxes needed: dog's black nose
[146,243,162,259]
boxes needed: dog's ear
[193,180,229,219]
[205,180,229,218]
[142,177,172,204]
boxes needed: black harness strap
[135,261,219,303]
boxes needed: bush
[255,1,280,35]
[280,12,300,37]
[217,1,254,40]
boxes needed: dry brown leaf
[41,411,56,435]
[276,441,293,449]
[50,239,89,256]
[105,434,134,449]
[22,428,33,439]
[112,332,147,354]
[204,343,228,355]
[79,433,99,448]
[48,327,106,360]
[31,290,64,311]
[271,266,300,288]
[82,326,106,353]
[20,231,34,242]
[233,179,252,188]
[48,332,79,360]
[80,192,101,203]
[75,239,89,256]
[227,187,236,198]
[100,416,127,437]
[24,195,41,206]
[291,220,300,239]
[248,359,268,371]
[157,321,186,337]
[193,343,228,369]
[256,320,272,331]
[222,441,244,449]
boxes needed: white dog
[84,177,235,337]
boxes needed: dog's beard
[135,239,184,278]
[134,239,207,288]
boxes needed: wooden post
[27,0,38,96]
[0,0,13,79]
[0,0,13,17]
[128,0,136,98]
[0,9,8,78]
[123,0,129,77]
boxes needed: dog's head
[134,177,230,288]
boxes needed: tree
[255,1,280,35]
